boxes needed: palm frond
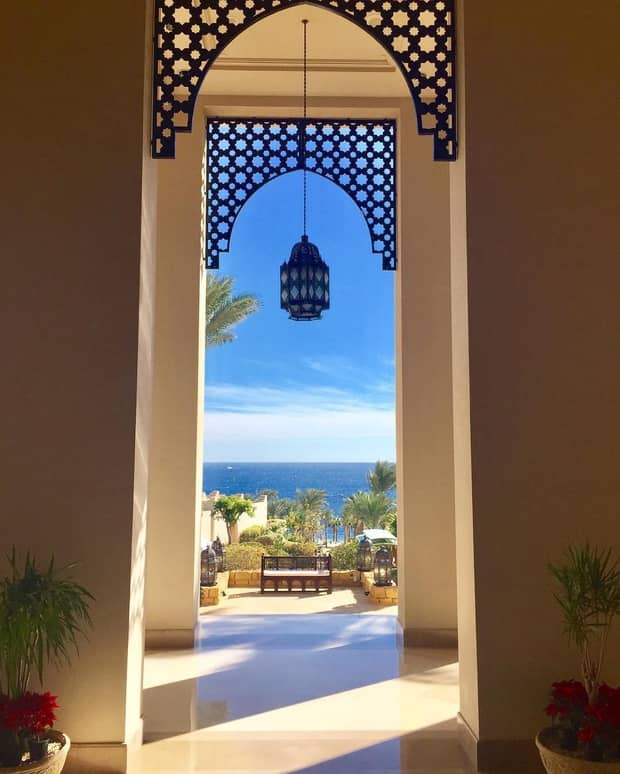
[205,273,260,348]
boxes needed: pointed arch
[206,117,396,269]
[152,0,456,161]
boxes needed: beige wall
[1,0,155,767]
[454,0,620,767]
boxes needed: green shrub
[289,542,318,557]
[254,533,276,548]
[226,542,265,570]
[239,525,267,542]
[266,518,287,532]
[331,541,359,570]
[270,536,290,555]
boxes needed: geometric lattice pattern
[153,0,456,162]
[206,118,397,269]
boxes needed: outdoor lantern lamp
[357,535,373,572]
[280,20,330,321]
[373,546,393,587]
[212,536,226,572]
[200,545,218,587]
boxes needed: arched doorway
[145,0,456,661]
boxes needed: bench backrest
[262,554,332,572]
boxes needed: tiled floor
[135,590,468,773]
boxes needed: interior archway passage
[152,0,456,161]
[206,118,397,270]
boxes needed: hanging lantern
[200,545,218,587]
[212,536,226,572]
[280,236,330,321]
[373,546,393,587]
[280,20,330,322]
[357,535,373,572]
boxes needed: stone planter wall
[228,569,261,586]
[361,570,398,605]
[228,569,363,587]
[200,585,220,606]
[369,583,398,605]
[200,570,229,606]
[332,569,362,586]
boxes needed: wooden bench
[260,554,333,593]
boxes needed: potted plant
[536,544,620,772]
[0,550,93,771]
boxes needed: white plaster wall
[202,493,269,545]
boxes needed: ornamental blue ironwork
[206,118,397,269]
[152,0,456,161]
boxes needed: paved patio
[202,585,398,616]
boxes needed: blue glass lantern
[280,236,330,321]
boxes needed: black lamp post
[212,536,226,572]
[200,545,218,587]
[280,20,330,322]
[357,535,373,572]
[373,546,393,587]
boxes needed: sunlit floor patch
[135,603,466,773]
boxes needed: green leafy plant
[550,544,620,705]
[225,543,265,571]
[213,495,255,543]
[331,541,359,570]
[239,525,267,543]
[0,550,93,764]
[0,550,93,699]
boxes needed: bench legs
[259,576,333,592]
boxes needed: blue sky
[204,171,395,462]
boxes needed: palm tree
[367,460,396,494]
[296,488,328,513]
[340,506,357,542]
[321,509,338,544]
[286,489,327,542]
[205,273,260,349]
[342,491,395,533]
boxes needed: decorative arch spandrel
[206,118,397,270]
[153,0,456,161]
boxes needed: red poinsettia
[0,692,58,736]
[545,680,620,760]
[545,679,588,719]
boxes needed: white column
[144,121,206,648]
[396,102,458,645]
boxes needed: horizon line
[203,460,396,464]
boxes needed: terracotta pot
[536,728,620,774]
[2,732,69,774]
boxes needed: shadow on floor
[289,722,470,773]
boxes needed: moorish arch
[152,0,456,161]
[205,117,397,269]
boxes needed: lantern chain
[302,19,308,237]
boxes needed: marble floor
[135,593,469,773]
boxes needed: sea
[203,461,382,516]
